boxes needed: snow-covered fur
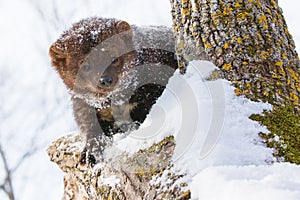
[49,17,177,164]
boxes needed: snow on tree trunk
[47,133,190,200]
[169,0,300,164]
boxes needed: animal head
[49,17,136,107]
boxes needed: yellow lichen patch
[243,35,250,40]
[231,36,237,42]
[212,19,218,26]
[296,83,300,92]
[290,92,299,104]
[211,13,218,19]
[223,7,231,16]
[204,42,213,49]
[234,88,241,96]
[287,78,291,85]
[224,43,229,49]
[244,89,250,94]
[266,8,272,15]
[246,83,251,88]
[270,0,278,6]
[284,27,289,35]
[257,33,263,39]
[258,14,267,25]
[174,25,180,32]
[178,42,184,51]
[209,70,223,80]
[272,74,280,79]
[193,7,199,12]
[134,167,145,176]
[255,1,262,7]
[263,90,269,97]
[287,68,299,82]
[275,61,283,67]
[182,9,190,16]
[276,81,282,86]
[277,90,284,97]
[282,53,287,59]
[134,166,158,176]
[261,51,269,59]
[179,190,191,200]
[235,2,242,8]
[237,37,243,44]
[278,67,286,77]
[222,63,232,71]
[191,24,198,29]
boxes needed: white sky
[279,0,300,53]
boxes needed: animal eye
[111,57,119,64]
[83,65,91,71]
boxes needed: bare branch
[0,143,15,200]
[11,146,39,173]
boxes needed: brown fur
[49,17,177,165]
[49,18,133,91]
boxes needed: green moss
[96,186,124,200]
[250,105,300,164]
[96,187,110,198]
[148,135,174,153]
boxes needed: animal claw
[79,147,96,167]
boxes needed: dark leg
[73,97,106,166]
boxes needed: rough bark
[170,0,299,108]
[47,134,190,200]
[169,0,300,163]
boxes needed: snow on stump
[46,133,191,200]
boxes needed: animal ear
[49,43,67,75]
[116,20,131,32]
[49,43,75,90]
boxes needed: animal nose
[99,76,113,87]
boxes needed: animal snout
[99,76,113,87]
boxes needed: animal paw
[79,147,97,167]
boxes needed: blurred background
[0,0,298,199]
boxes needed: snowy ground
[0,0,299,200]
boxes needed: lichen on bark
[47,133,190,200]
[170,0,299,163]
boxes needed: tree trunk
[169,0,300,163]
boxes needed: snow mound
[108,60,300,199]
[191,163,300,200]
[108,60,273,166]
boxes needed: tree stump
[47,133,190,199]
